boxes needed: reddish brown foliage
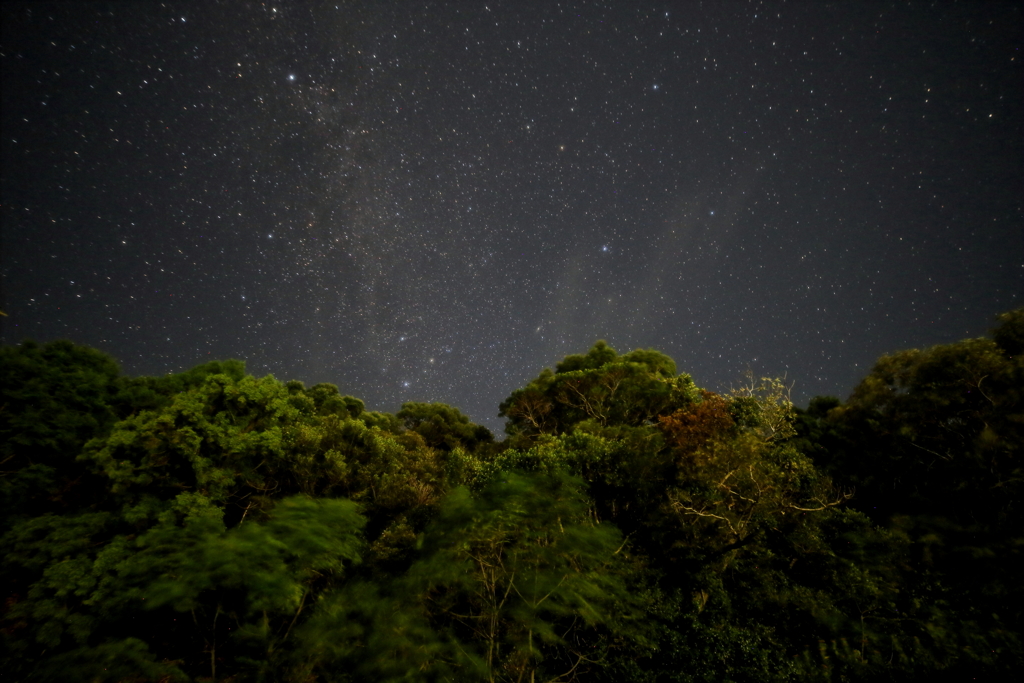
[658,390,734,455]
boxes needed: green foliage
[992,307,1024,357]
[810,310,1024,677]
[304,381,365,418]
[128,495,364,680]
[111,358,248,417]
[2,313,1022,680]
[606,593,797,683]
[397,401,494,452]
[81,372,301,511]
[0,340,122,522]
[295,577,460,683]
[31,638,187,683]
[135,495,363,613]
[2,510,116,659]
[831,333,1018,522]
[500,340,699,437]
[404,471,641,682]
[727,371,798,443]
[554,338,620,373]
[292,472,645,683]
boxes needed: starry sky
[2,1,1021,432]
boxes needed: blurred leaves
[2,314,1022,680]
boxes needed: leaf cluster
[2,311,1021,681]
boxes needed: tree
[992,307,1024,357]
[333,471,643,683]
[5,313,1022,680]
[0,340,122,523]
[397,401,494,452]
[124,494,364,681]
[658,390,734,456]
[4,365,393,680]
[808,309,1024,677]
[499,341,699,438]
[829,316,1021,525]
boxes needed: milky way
[2,2,1020,431]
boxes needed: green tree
[124,494,364,681]
[2,365,386,680]
[110,359,247,418]
[302,381,366,419]
[816,310,1024,676]
[831,334,1018,522]
[6,314,1021,681]
[992,307,1024,357]
[310,471,642,683]
[0,340,122,523]
[397,401,494,452]
[499,341,699,438]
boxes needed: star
[4,1,1017,435]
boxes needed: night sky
[2,2,1021,432]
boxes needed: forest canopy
[2,309,1022,682]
